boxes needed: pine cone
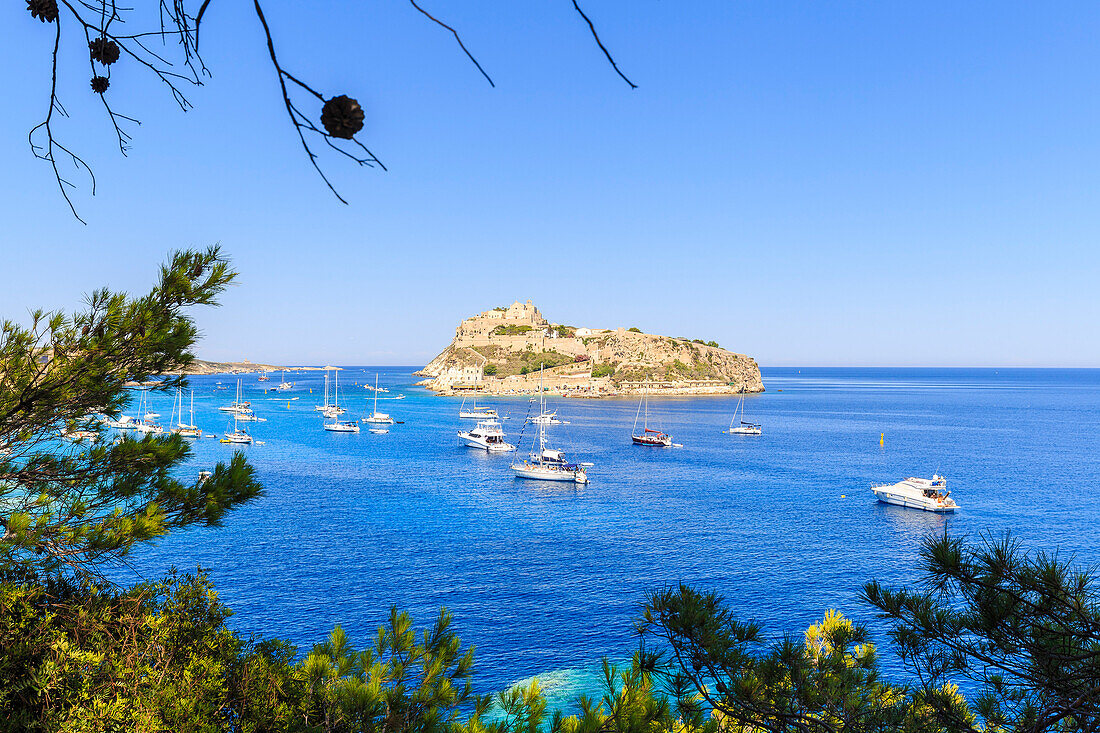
[27,0,58,22]
[89,37,120,65]
[81,324,90,337]
[320,95,364,139]
[189,261,203,279]
[90,76,110,94]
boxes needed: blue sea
[117,367,1100,709]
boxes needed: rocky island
[417,301,763,397]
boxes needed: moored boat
[871,475,958,513]
[458,420,515,452]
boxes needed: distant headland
[416,301,763,398]
[176,360,330,375]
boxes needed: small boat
[258,371,270,382]
[726,386,761,435]
[871,475,958,513]
[103,414,137,430]
[273,371,294,391]
[511,366,589,483]
[322,369,359,431]
[369,427,389,434]
[631,391,672,447]
[459,393,498,420]
[221,380,254,444]
[169,381,202,438]
[133,390,164,434]
[62,429,99,442]
[324,419,360,433]
[364,374,395,424]
[218,401,251,413]
[144,412,161,420]
[458,420,515,452]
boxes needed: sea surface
[115,367,1100,709]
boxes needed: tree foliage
[0,247,263,578]
[865,533,1100,733]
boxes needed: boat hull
[459,433,515,452]
[872,489,956,513]
[632,434,671,447]
[511,464,588,484]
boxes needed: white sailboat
[511,366,589,483]
[133,389,164,435]
[631,391,672,447]
[726,385,762,435]
[530,366,565,424]
[221,380,254,444]
[458,420,515,452]
[323,368,359,432]
[170,382,202,438]
[364,374,395,425]
[459,392,498,420]
[316,371,347,416]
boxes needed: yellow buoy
[879,432,884,447]
[841,495,846,498]
[287,400,290,409]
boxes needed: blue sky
[2,1,1098,367]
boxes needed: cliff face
[419,302,763,397]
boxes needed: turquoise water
[116,367,1100,707]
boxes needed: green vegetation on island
[3,255,1098,731]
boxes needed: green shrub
[482,364,498,376]
[707,340,720,348]
[627,327,642,333]
[592,363,616,378]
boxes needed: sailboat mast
[374,374,379,415]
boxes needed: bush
[707,340,719,348]
[592,363,616,378]
[627,327,642,333]
[482,364,498,376]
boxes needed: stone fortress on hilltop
[417,301,764,398]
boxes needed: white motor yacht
[458,420,515,452]
[871,475,958,513]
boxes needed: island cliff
[417,301,764,397]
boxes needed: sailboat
[631,391,672,446]
[511,365,590,483]
[323,368,359,432]
[316,371,347,416]
[726,385,762,435]
[170,381,202,438]
[530,365,565,425]
[258,370,270,382]
[459,392,498,420]
[133,389,164,435]
[363,374,395,425]
[221,380,254,444]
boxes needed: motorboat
[103,414,137,430]
[458,420,515,452]
[631,391,672,447]
[219,401,251,413]
[273,371,294,391]
[871,475,958,513]
[369,427,389,434]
